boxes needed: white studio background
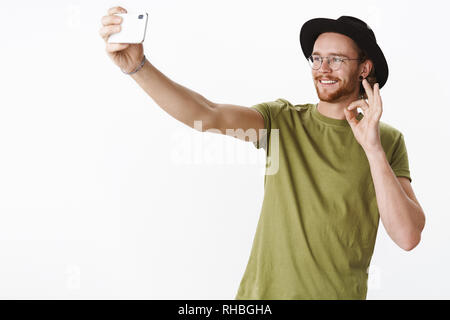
[0,0,448,299]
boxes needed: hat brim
[300,18,388,89]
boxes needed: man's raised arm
[100,6,265,142]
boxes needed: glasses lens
[309,55,321,70]
[329,57,342,70]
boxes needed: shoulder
[263,98,312,116]
[250,98,314,125]
[275,98,312,110]
[379,121,404,140]
[379,120,406,151]
[253,98,310,109]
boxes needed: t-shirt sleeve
[390,133,412,183]
[251,103,271,150]
[250,99,286,150]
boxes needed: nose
[319,57,332,72]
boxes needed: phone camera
[138,14,143,19]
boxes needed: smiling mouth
[319,79,338,86]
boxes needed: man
[100,8,425,299]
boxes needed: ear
[360,59,373,78]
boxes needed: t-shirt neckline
[311,103,363,127]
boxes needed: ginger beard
[313,70,360,102]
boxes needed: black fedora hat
[300,16,389,89]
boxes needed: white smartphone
[108,13,148,44]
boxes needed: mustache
[314,77,340,81]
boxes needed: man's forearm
[130,59,216,131]
[365,147,424,250]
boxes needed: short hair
[357,47,377,100]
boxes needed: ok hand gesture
[344,79,383,154]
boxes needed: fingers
[343,107,358,130]
[101,14,122,27]
[99,24,121,42]
[373,83,383,116]
[362,79,373,102]
[374,83,382,104]
[108,6,127,15]
[99,6,127,42]
[347,99,369,111]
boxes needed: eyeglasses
[308,55,363,71]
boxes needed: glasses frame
[308,54,363,71]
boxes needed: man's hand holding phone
[99,6,146,74]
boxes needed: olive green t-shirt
[235,98,411,300]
